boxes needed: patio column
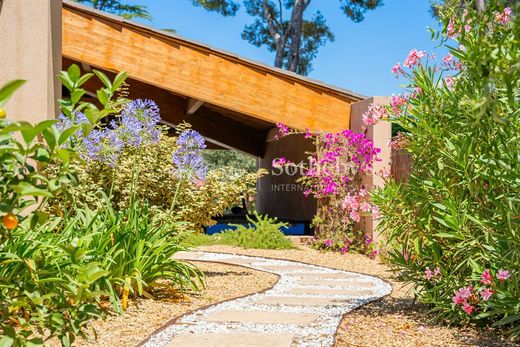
[350,96,392,243]
[0,0,62,122]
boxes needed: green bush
[372,2,519,338]
[180,213,295,250]
[0,217,106,346]
[220,214,294,249]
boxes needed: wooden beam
[186,98,204,115]
[62,5,354,132]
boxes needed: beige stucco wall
[257,130,317,222]
[350,97,392,241]
[0,0,62,122]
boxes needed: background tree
[73,0,151,20]
[190,0,383,75]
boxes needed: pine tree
[190,0,383,75]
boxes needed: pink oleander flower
[391,62,403,75]
[447,17,457,38]
[497,269,510,281]
[362,104,388,126]
[442,53,453,65]
[425,267,434,281]
[445,76,454,90]
[403,49,427,68]
[495,7,512,25]
[453,286,473,305]
[481,269,494,285]
[391,94,407,115]
[341,245,349,254]
[324,239,333,248]
[480,287,494,301]
[463,302,475,315]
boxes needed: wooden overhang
[61,1,365,157]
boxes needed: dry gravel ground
[71,262,278,347]
[196,245,518,347]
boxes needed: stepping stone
[288,272,356,279]
[258,265,310,271]
[298,279,374,288]
[288,288,374,296]
[220,258,256,266]
[206,310,319,325]
[173,251,202,261]
[254,296,350,306]
[165,333,294,347]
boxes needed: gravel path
[142,251,392,347]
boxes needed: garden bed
[195,245,517,347]
[64,262,278,347]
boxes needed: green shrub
[180,213,295,250]
[372,2,519,337]
[219,213,294,249]
[179,232,221,247]
[0,217,106,346]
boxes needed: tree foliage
[191,0,382,75]
[73,0,151,20]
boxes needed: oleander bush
[371,1,519,337]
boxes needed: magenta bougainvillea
[273,124,381,255]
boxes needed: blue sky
[133,0,444,97]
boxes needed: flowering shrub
[370,2,519,337]
[274,124,380,254]
[49,66,265,230]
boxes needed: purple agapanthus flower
[176,129,207,151]
[80,128,124,167]
[56,112,89,133]
[117,99,161,146]
[172,129,208,182]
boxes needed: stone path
[142,252,392,347]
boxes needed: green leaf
[112,71,128,92]
[93,70,112,90]
[10,182,52,197]
[0,80,26,107]
[67,64,81,83]
[96,89,109,107]
[76,72,94,87]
